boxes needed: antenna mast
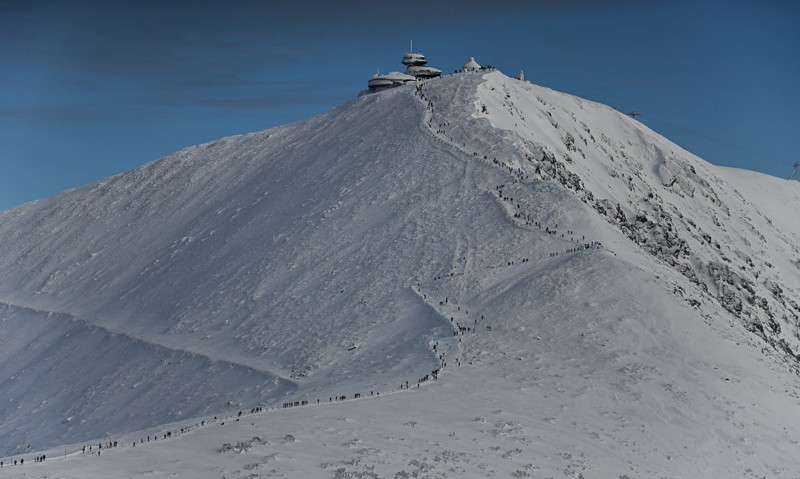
[790,162,800,181]
[410,39,413,52]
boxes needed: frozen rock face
[1,70,799,475]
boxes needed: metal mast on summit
[790,163,800,181]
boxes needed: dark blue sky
[1,0,798,210]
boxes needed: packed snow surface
[1,71,800,477]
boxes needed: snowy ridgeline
[0,70,800,477]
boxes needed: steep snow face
[471,71,800,359]
[1,70,800,477]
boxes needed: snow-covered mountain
[1,70,800,477]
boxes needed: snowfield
[1,70,799,478]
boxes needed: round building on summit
[367,71,416,93]
[402,52,442,79]
[462,57,481,72]
[363,49,443,94]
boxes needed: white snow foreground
[1,71,800,477]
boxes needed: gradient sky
[1,0,798,210]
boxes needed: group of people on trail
[2,458,26,467]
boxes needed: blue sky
[1,0,798,210]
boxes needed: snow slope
[1,70,800,477]
[469,73,800,354]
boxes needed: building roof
[375,71,416,81]
[402,53,427,66]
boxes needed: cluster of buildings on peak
[361,50,498,96]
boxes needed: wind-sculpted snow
[1,71,800,476]
[0,302,294,452]
[0,86,465,454]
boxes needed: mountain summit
[1,70,800,476]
